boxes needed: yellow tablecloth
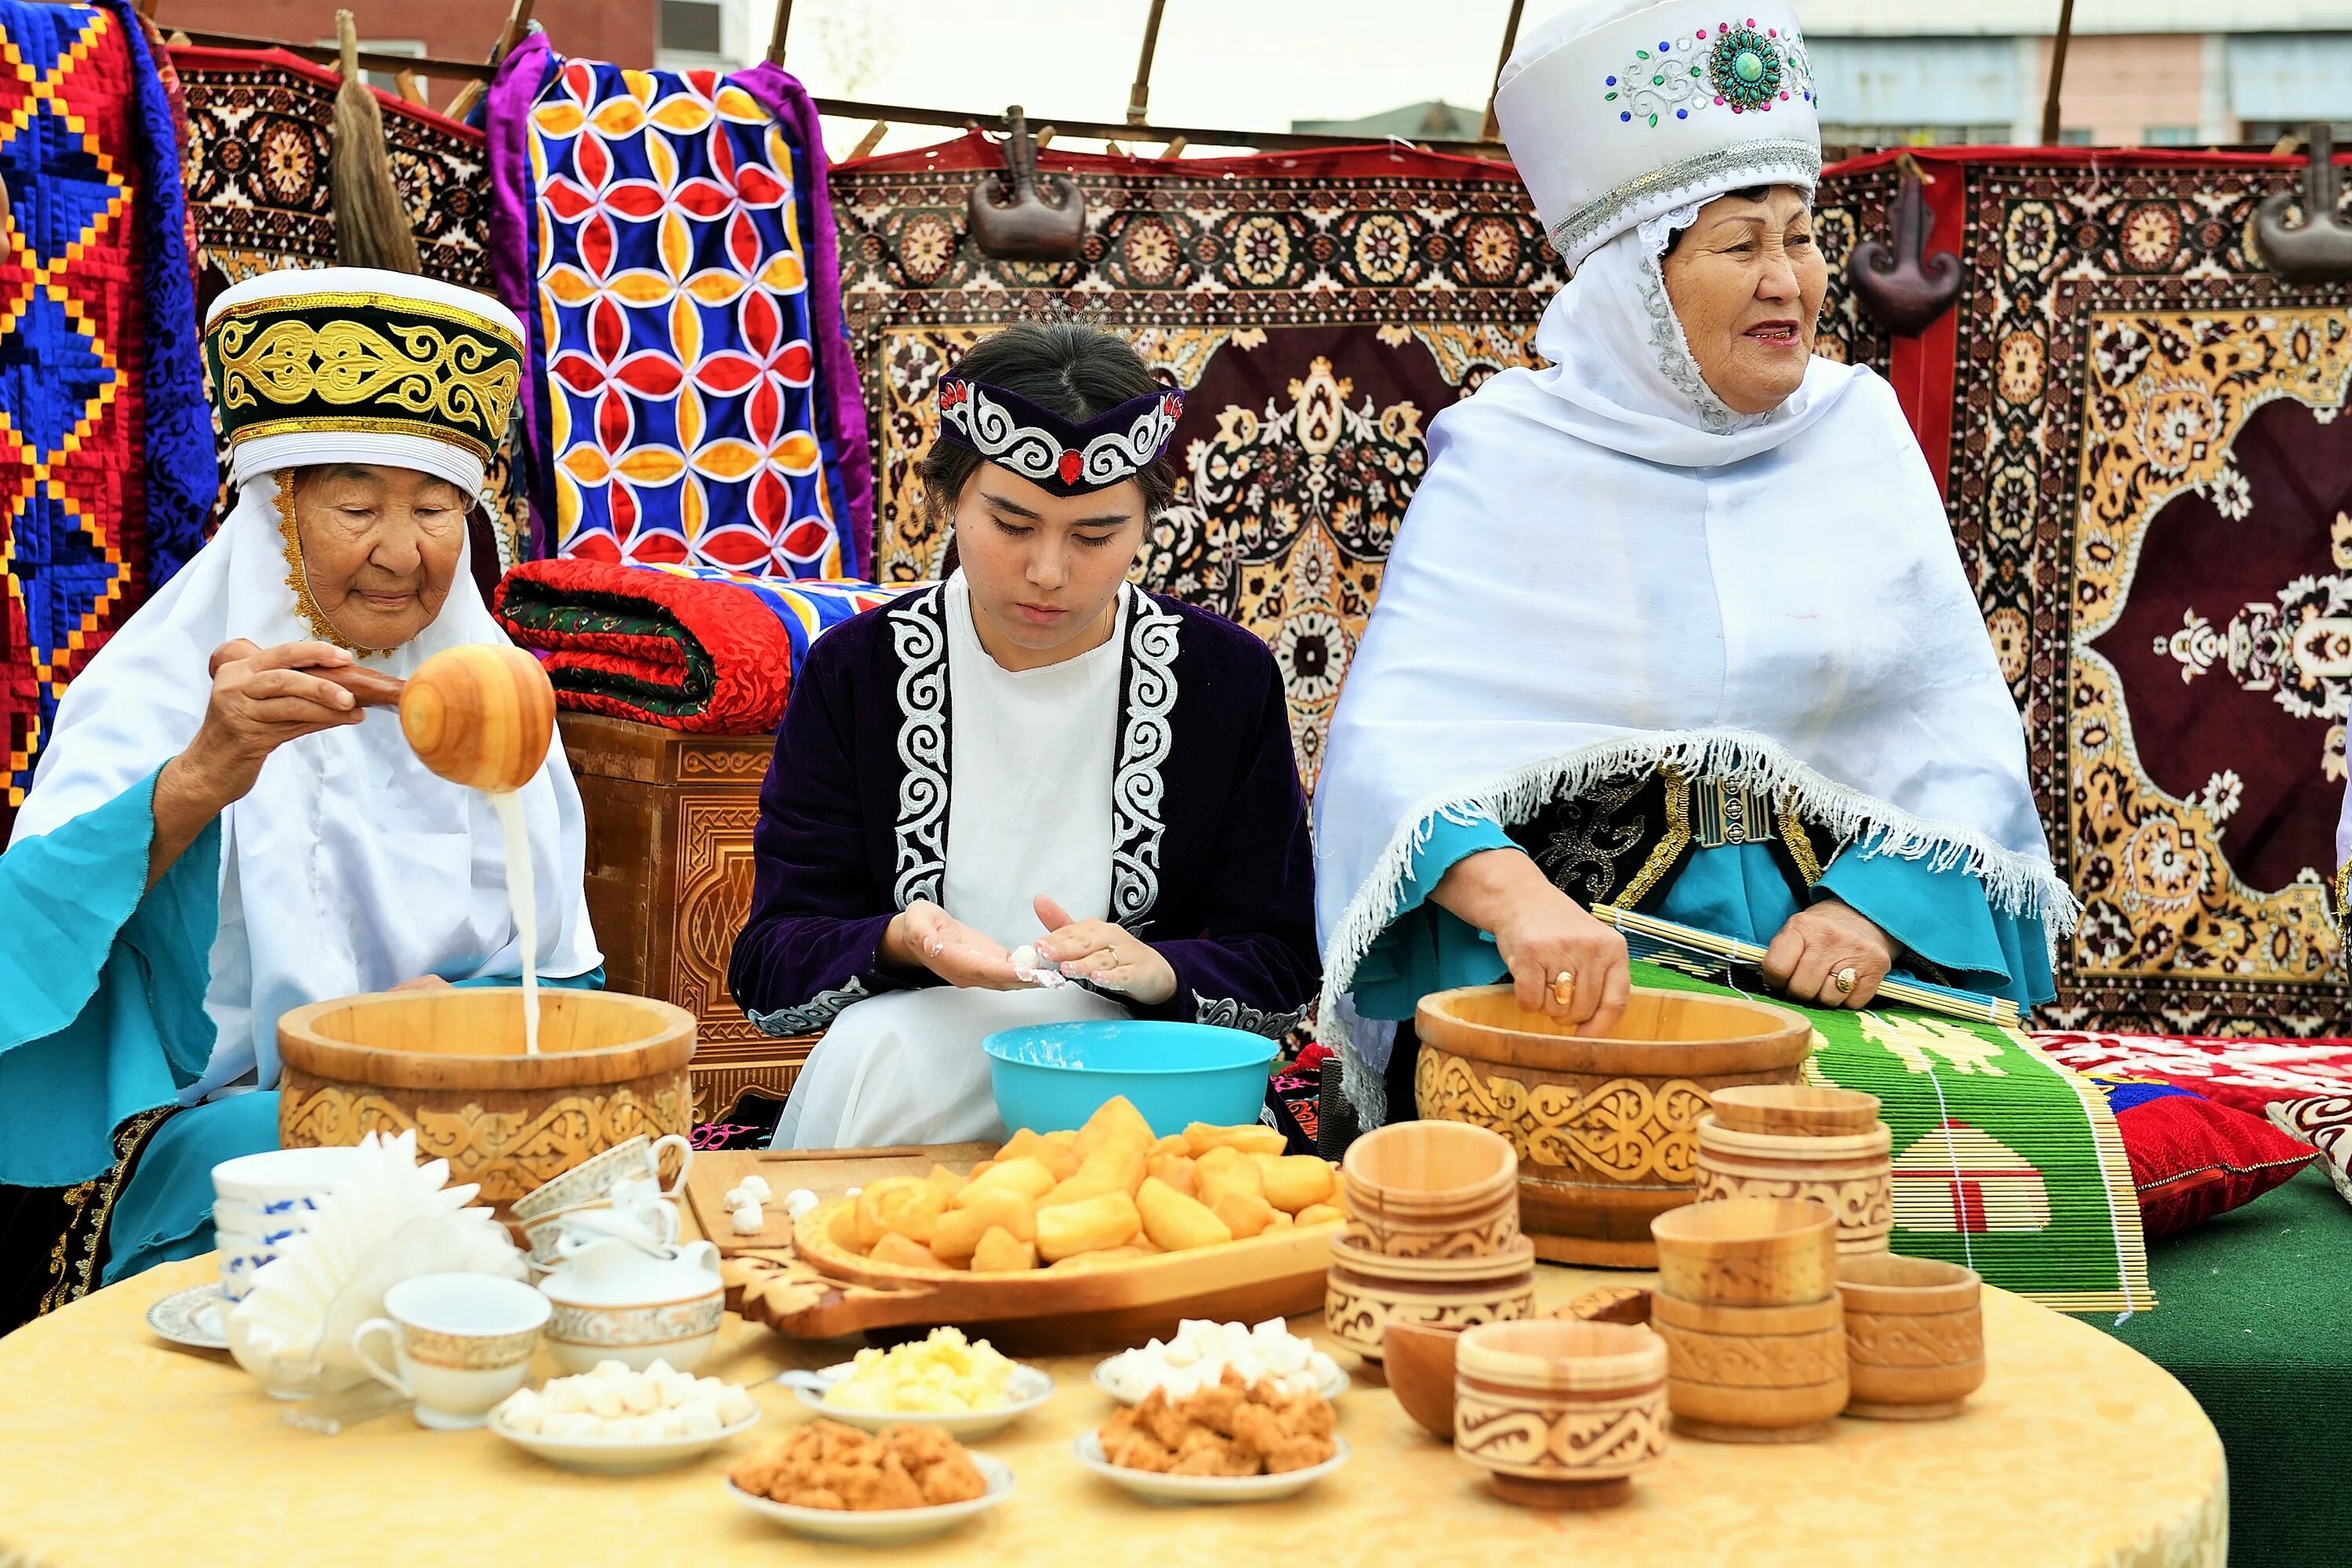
[0,1255,2223,1568]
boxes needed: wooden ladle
[396,644,557,793]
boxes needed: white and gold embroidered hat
[202,267,525,497]
[1495,0,1821,268]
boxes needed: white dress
[772,575,1131,1149]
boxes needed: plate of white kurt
[1094,1319,1346,1406]
[490,1362,762,1474]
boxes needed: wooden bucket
[1414,986,1813,1266]
[277,989,696,1225]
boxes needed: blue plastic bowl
[982,1020,1278,1137]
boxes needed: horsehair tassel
[329,9,423,274]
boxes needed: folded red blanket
[493,559,906,734]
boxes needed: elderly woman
[0,269,598,1326]
[731,321,1318,1149]
[1312,0,2070,1125]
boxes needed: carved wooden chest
[557,714,814,1120]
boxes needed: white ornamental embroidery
[889,589,949,908]
[750,978,870,1036]
[1194,993,1310,1039]
[1112,588,1180,923]
[939,380,1181,490]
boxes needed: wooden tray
[684,1144,998,1256]
[718,1144,1343,1354]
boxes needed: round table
[0,1255,2224,1567]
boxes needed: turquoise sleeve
[0,768,222,1188]
[1817,840,2055,1007]
[453,964,607,991]
[1350,811,1515,1022]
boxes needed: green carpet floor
[2091,1165,2352,1566]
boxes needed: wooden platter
[684,1144,998,1256]
[715,1141,1343,1354]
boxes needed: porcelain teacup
[512,1134,694,1223]
[352,1272,550,1429]
[522,1185,681,1267]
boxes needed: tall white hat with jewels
[1495,0,1821,268]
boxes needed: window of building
[661,1,723,56]
[2143,126,2200,147]
[317,36,423,98]
[2058,128,2093,147]
[1820,122,2012,150]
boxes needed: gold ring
[1550,970,1575,1007]
[1834,966,1857,996]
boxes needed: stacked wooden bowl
[1328,1122,1534,1365]
[1836,1253,1986,1420]
[1415,985,1813,1265]
[1694,1086,1893,1254]
[1647,1196,1848,1443]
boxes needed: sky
[747,0,1526,161]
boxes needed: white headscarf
[12,437,598,1104]
[1312,204,2070,1122]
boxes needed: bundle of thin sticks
[328,8,419,272]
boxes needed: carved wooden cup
[1414,985,1813,1266]
[1835,1253,1985,1420]
[1340,1120,1519,1259]
[1650,1196,1838,1308]
[1650,1289,1849,1444]
[278,989,696,1229]
[1323,1234,1536,1363]
[398,644,557,793]
[1694,1114,1893,1255]
[1454,1319,1669,1510]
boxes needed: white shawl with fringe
[1312,207,2071,1123]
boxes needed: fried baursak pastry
[729,1419,989,1511]
[1094,1368,1338,1478]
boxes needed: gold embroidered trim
[37,1105,176,1317]
[229,413,503,463]
[273,473,392,655]
[2337,857,2352,942]
[1779,793,1825,886]
[1611,764,1691,909]
[212,307,520,461]
[206,289,524,350]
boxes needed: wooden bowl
[1693,1117,1893,1255]
[1338,1185,1519,1261]
[1381,1317,1464,1439]
[1415,985,1812,1266]
[1649,1196,1837,1307]
[277,989,695,1225]
[1341,1120,1518,1212]
[1454,1319,1668,1509]
[1325,1242,1536,1362]
[1563,1286,1653,1325]
[1708,1084,1881,1136]
[1836,1254,1984,1420]
[398,644,557,793]
[1650,1289,1847,1444]
[1330,1232,1535,1283]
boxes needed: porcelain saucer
[147,1283,230,1351]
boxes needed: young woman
[730,322,1319,1149]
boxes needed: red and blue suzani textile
[486,38,869,579]
[2,1,212,814]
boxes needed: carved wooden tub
[277,989,696,1225]
[1414,985,1813,1267]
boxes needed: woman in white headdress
[1312,0,2073,1126]
[0,269,598,1321]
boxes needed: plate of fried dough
[1073,1372,1350,1504]
[728,1421,1014,1544]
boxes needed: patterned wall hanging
[829,135,1562,793]
[2,2,212,816]
[487,39,869,577]
[1813,147,2352,1039]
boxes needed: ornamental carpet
[1813,147,2352,1039]
[486,43,869,578]
[494,556,908,731]
[2094,1165,2352,1567]
[1,2,211,819]
[1605,959,2148,1312]
[829,135,1561,797]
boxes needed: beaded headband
[935,376,1184,497]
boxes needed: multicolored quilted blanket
[2034,1031,2352,1119]
[1635,961,2151,1315]
[492,557,907,733]
[488,40,869,577]
[2,2,212,815]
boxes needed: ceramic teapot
[536,1208,724,1374]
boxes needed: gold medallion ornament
[206,289,523,463]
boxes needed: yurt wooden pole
[1127,0,1169,125]
[2038,0,2075,144]
[768,0,795,66]
[1479,0,1527,143]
